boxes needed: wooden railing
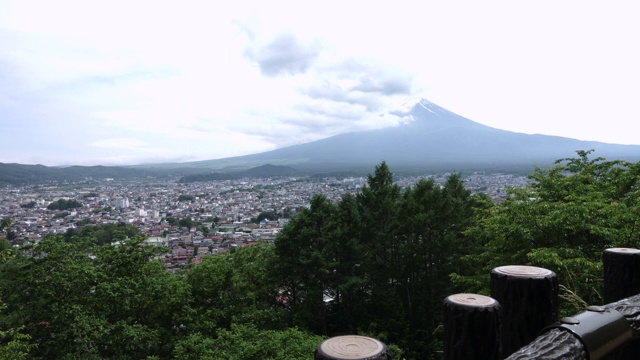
[444,247,640,360]
[314,248,640,360]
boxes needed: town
[0,172,531,271]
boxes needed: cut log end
[316,335,388,360]
[493,265,553,278]
[446,293,496,307]
[605,248,640,254]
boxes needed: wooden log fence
[315,248,640,359]
[461,247,640,360]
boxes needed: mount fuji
[157,99,640,173]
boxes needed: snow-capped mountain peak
[400,98,445,116]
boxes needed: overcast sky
[1,1,639,166]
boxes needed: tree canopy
[0,233,321,359]
[47,198,83,210]
[454,150,640,313]
[274,162,484,359]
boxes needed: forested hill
[0,163,151,185]
[178,164,299,183]
[0,162,211,186]
[0,162,302,186]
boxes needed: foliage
[186,244,283,333]
[178,194,195,202]
[19,202,36,209]
[0,162,158,186]
[254,211,279,223]
[198,225,211,235]
[0,220,13,262]
[3,154,635,358]
[0,326,33,360]
[455,150,640,313]
[63,222,142,245]
[179,218,195,230]
[76,218,95,227]
[274,161,482,359]
[173,325,323,360]
[0,235,190,359]
[0,220,34,359]
[52,211,69,219]
[47,198,83,210]
[0,219,8,234]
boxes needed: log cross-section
[315,335,389,360]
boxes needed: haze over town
[1,0,639,166]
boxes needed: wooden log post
[603,248,640,360]
[443,293,501,360]
[603,248,640,303]
[490,265,559,358]
[315,335,389,360]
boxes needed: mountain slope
[5,99,639,185]
[0,163,156,186]
[185,99,640,171]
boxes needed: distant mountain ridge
[179,164,299,183]
[0,162,206,186]
[3,99,640,185]
[0,163,154,186]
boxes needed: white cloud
[90,138,147,149]
[0,0,639,165]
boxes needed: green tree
[19,202,35,209]
[64,222,142,245]
[52,211,69,219]
[0,218,33,360]
[172,325,323,360]
[0,219,8,233]
[274,194,339,334]
[393,174,481,358]
[355,162,407,344]
[199,225,210,236]
[271,162,483,359]
[0,233,191,359]
[0,219,14,264]
[255,211,279,223]
[179,218,195,230]
[326,193,367,334]
[0,321,33,360]
[47,199,83,210]
[456,150,640,313]
[0,235,100,358]
[186,244,281,335]
[89,237,191,359]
